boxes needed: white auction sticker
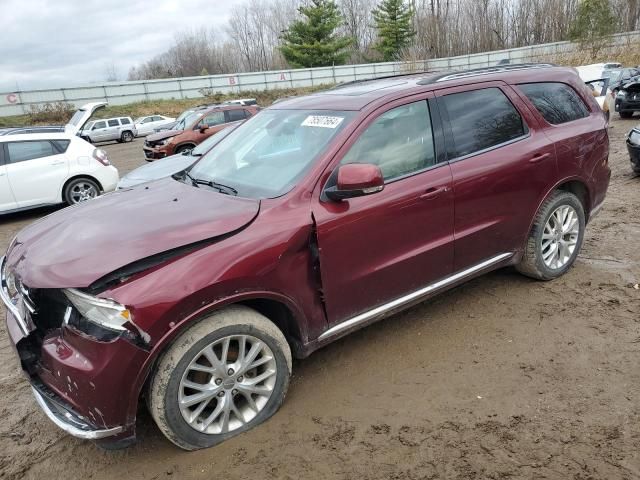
[301,115,344,129]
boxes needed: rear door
[435,82,558,270]
[106,119,121,141]
[0,145,18,212]
[313,95,455,325]
[4,139,70,207]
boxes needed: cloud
[0,0,241,91]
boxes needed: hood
[147,129,183,142]
[119,154,196,185]
[6,177,259,289]
[64,102,108,135]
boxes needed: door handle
[50,161,65,166]
[420,186,448,200]
[529,152,551,164]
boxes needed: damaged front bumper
[31,383,123,440]
[1,255,144,444]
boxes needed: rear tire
[516,191,585,281]
[63,177,101,205]
[121,131,134,143]
[148,305,292,451]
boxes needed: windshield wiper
[181,170,199,187]
[193,178,238,196]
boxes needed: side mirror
[325,163,384,201]
[198,124,209,133]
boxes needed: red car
[1,64,610,450]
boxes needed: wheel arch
[174,142,197,152]
[61,174,104,202]
[126,292,307,427]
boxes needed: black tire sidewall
[161,324,290,450]
[532,193,585,279]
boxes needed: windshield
[188,109,355,198]
[176,112,204,130]
[604,69,622,82]
[175,109,194,124]
[191,126,236,156]
[134,117,145,124]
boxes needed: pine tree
[372,0,415,61]
[280,0,353,68]
[569,0,616,53]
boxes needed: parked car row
[1,64,612,453]
[143,104,258,160]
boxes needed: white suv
[0,133,119,214]
[79,117,137,144]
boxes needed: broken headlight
[63,288,131,332]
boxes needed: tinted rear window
[108,119,119,127]
[441,87,527,158]
[518,82,589,125]
[120,118,131,125]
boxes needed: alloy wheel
[178,334,277,435]
[541,205,580,269]
[69,181,98,204]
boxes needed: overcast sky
[0,0,242,92]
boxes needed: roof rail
[417,63,557,85]
[331,70,438,90]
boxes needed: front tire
[516,191,585,281]
[148,305,292,451]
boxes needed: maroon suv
[1,65,610,450]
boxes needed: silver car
[79,117,137,144]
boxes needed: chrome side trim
[0,255,31,336]
[318,252,514,341]
[32,387,124,440]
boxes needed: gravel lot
[0,121,639,480]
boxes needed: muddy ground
[0,119,639,480]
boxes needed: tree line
[127,0,640,80]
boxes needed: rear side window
[51,140,70,153]
[518,83,589,125]
[108,119,119,127]
[226,109,247,122]
[203,111,225,127]
[6,141,56,163]
[120,118,131,125]
[441,87,527,158]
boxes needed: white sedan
[134,115,176,137]
[0,133,119,214]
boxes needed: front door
[435,82,558,270]
[91,120,108,142]
[4,140,69,207]
[313,97,455,325]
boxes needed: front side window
[518,82,589,125]
[340,100,435,181]
[7,141,56,163]
[189,109,355,198]
[441,87,527,158]
[93,121,106,130]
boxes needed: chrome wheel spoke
[179,334,277,435]
[540,204,580,270]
